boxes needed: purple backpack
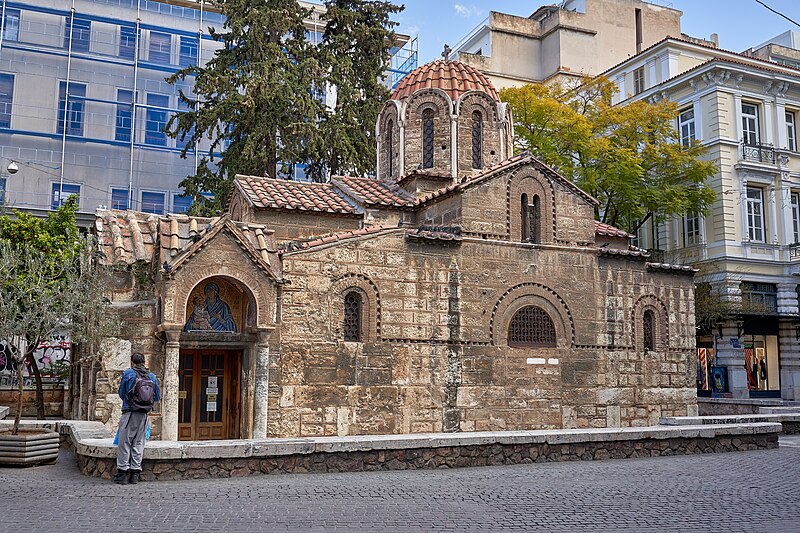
[129,370,155,412]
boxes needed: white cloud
[454,3,482,18]
[405,25,420,35]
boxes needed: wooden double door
[178,349,241,441]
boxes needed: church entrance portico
[159,272,276,441]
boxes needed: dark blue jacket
[119,367,161,412]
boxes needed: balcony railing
[741,141,776,164]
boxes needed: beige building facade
[604,37,800,401]
[448,0,690,89]
[85,60,698,441]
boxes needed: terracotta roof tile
[598,247,649,258]
[333,176,416,208]
[647,262,697,273]
[95,211,280,280]
[391,60,500,102]
[594,221,633,239]
[235,176,359,215]
[406,226,463,243]
[280,226,398,253]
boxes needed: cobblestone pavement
[3,437,800,533]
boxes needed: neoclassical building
[87,60,698,441]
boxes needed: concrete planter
[0,428,59,466]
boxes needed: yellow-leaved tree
[501,77,716,234]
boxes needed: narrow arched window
[531,195,541,244]
[521,194,530,242]
[643,309,655,352]
[386,119,394,178]
[422,108,435,168]
[508,306,556,347]
[472,110,483,169]
[343,292,362,341]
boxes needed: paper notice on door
[207,401,217,412]
[208,376,218,388]
[178,390,187,400]
[206,387,218,395]
[207,394,217,401]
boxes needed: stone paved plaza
[3,437,800,532]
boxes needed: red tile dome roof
[391,60,499,102]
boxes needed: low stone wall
[3,420,782,481]
[698,398,800,416]
[661,414,800,435]
[77,431,778,481]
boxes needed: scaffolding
[0,0,418,220]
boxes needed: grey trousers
[116,411,148,471]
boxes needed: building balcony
[741,141,776,165]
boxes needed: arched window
[422,108,435,168]
[521,194,541,244]
[530,195,541,244]
[472,110,483,169]
[386,119,393,178]
[521,194,530,242]
[508,306,556,347]
[343,291,362,341]
[643,309,655,352]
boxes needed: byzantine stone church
[91,60,698,441]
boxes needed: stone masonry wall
[275,228,696,438]
[252,211,361,243]
[77,432,778,481]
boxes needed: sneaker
[113,469,129,484]
[129,471,141,484]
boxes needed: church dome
[391,60,499,102]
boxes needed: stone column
[450,114,458,178]
[161,328,181,441]
[252,328,274,439]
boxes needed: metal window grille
[471,111,483,169]
[643,310,655,351]
[343,292,362,342]
[422,109,434,168]
[508,306,556,347]
[741,282,778,313]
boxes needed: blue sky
[393,0,800,64]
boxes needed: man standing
[114,352,160,484]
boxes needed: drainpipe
[59,0,77,207]
[127,0,142,210]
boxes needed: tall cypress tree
[167,0,323,215]
[311,0,403,179]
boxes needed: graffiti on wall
[0,332,71,387]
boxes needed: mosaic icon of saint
[184,282,237,332]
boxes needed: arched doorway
[177,276,256,440]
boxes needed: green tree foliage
[0,196,80,263]
[167,0,321,215]
[311,0,402,178]
[501,78,717,233]
[0,199,115,428]
[167,0,402,216]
